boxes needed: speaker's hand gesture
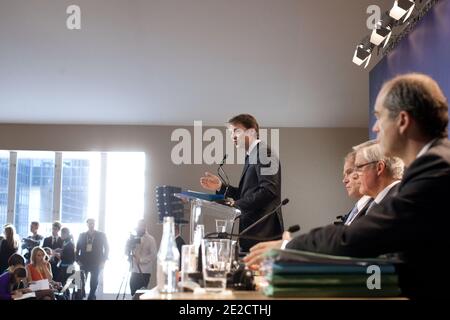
[200,172,222,191]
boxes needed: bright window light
[102,152,146,295]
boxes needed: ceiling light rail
[352,0,440,69]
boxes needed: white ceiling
[0,0,392,127]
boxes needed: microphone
[238,198,289,236]
[204,224,300,242]
[287,224,300,233]
[220,153,228,165]
[217,154,228,182]
[217,154,230,197]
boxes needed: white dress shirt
[416,139,437,158]
[344,195,372,226]
[373,180,401,204]
[247,139,261,156]
[131,232,157,274]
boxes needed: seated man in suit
[350,140,403,218]
[336,150,372,225]
[247,73,450,298]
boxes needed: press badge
[86,243,93,252]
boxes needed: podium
[174,192,241,243]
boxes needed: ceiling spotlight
[370,22,392,47]
[389,0,415,22]
[352,44,372,68]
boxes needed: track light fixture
[352,43,373,69]
[370,22,392,47]
[353,0,438,69]
[389,0,416,22]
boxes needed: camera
[126,234,141,256]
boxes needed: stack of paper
[262,249,402,298]
[29,279,50,292]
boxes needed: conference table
[138,287,406,300]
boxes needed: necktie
[344,205,359,226]
[366,199,377,214]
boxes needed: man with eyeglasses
[348,140,404,223]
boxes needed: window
[0,151,9,226]
[60,152,101,244]
[2,149,147,298]
[15,152,55,238]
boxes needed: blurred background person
[22,222,43,263]
[76,218,109,300]
[42,221,63,280]
[0,267,29,300]
[127,219,157,296]
[26,246,53,283]
[0,225,20,273]
[55,227,75,286]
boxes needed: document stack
[261,249,402,298]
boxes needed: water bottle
[157,216,180,293]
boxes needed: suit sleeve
[218,184,239,199]
[235,159,280,213]
[287,155,450,257]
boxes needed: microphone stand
[217,155,230,198]
[239,199,289,237]
[204,232,284,242]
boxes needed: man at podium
[200,114,284,252]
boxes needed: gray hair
[353,140,404,180]
[344,150,356,164]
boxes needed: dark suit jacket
[286,139,450,298]
[76,231,109,270]
[220,142,284,252]
[42,236,63,250]
[349,184,399,224]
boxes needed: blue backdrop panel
[369,0,450,139]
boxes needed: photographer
[126,219,157,296]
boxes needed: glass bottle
[157,216,180,293]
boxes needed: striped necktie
[344,205,359,226]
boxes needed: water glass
[181,244,197,283]
[201,239,231,292]
[215,219,227,233]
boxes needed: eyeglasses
[343,170,358,179]
[354,161,379,172]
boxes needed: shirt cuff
[280,240,290,250]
